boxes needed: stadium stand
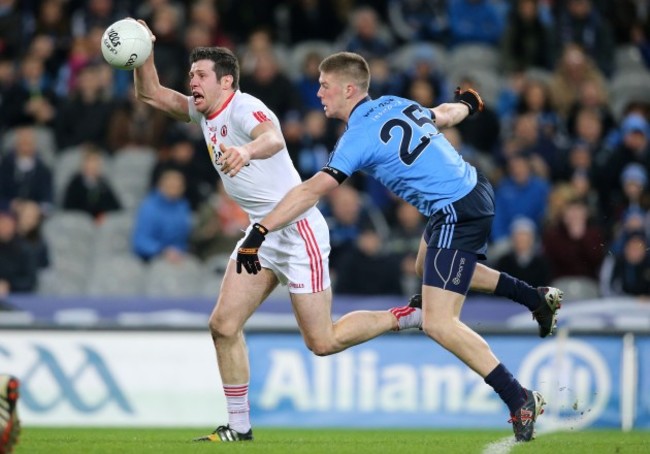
[388,42,448,74]
[93,210,136,258]
[144,255,205,297]
[36,268,86,296]
[199,268,224,298]
[614,44,647,73]
[550,276,601,303]
[86,254,147,296]
[609,70,650,119]
[42,211,96,256]
[109,147,157,210]
[448,43,501,75]
[40,212,96,294]
[286,40,335,80]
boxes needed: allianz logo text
[256,341,612,429]
[258,349,503,413]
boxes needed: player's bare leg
[417,240,547,441]
[195,259,278,443]
[470,263,499,291]
[291,289,415,356]
[208,260,277,382]
[420,285,499,376]
[414,238,562,337]
[419,285,544,441]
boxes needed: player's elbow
[268,131,285,154]
[134,81,162,104]
[135,89,154,105]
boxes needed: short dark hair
[319,52,370,92]
[189,47,240,90]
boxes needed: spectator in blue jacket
[294,50,325,111]
[132,169,191,262]
[388,0,449,43]
[448,0,505,47]
[492,152,550,243]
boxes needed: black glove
[454,86,484,116]
[236,223,268,274]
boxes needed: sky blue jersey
[326,96,477,216]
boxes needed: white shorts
[232,208,331,294]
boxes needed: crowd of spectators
[1,0,650,301]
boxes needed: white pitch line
[481,427,554,454]
[481,436,517,454]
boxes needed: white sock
[223,383,251,433]
[389,306,422,330]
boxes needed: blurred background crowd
[1,0,650,302]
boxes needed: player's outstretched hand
[454,87,484,115]
[136,19,156,43]
[218,143,251,177]
[236,223,268,274]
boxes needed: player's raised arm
[133,20,190,122]
[431,87,484,129]
[218,121,285,177]
[245,121,285,159]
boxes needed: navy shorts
[424,171,495,260]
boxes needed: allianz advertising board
[247,334,637,429]
[1,331,648,428]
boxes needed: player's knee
[309,345,336,357]
[208,314,240,340]
[304,338,338,357]
[422,319,451,345]
[415,257,424,278]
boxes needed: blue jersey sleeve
[326,128,372,177]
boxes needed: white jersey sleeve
[187,96,202,124]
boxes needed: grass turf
[15,428,650,454]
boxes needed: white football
[101,19,152,70]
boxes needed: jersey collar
[207,90,237,120]
[348,96,372,123]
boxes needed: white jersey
[188,90,304,221]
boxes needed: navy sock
[485,363,527,415]
[495,272,540,311]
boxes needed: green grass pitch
[16,428,650,454]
